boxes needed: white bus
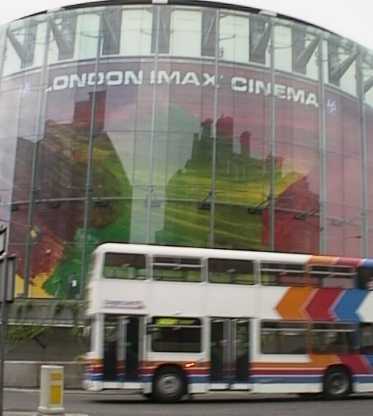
[84,243,373,402]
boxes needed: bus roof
[93,243,373,268]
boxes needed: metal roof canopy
[13,0,336,36]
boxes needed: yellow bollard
[37,365,65,415]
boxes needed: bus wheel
[323,368,351,400]
[153,367,186,403]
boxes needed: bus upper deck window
[208,258,255,285]
[357,267,373,290]
[152,256,202,282]
[103,253,146,279]
[260,263,305,286]
[310,265,355,289]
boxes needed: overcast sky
[1,0,372,49]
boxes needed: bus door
[103,315,142,382]
[210,318,251,388]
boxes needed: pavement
[4,388,89,416]
[4,388,373,416]
[4,414,87,416]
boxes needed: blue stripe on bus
[334,290,366,322]
[141,374,209,382]
[252,375,373,385]
[364,355,373,367]
[354,375,373,383]
[88,374,104,381]
[361,259,373,268]
[251,375,321,384]
[189,376,209,383]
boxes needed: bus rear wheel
[153,367,186,403]
[323,368,351,400]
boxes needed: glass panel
[148,57,213,247]
[29,201,85,298]
[327,37,357,96]
[208,258,255,284]
[325,86,362,258]
[27,8,104,299]
[0,84,19,235]
[220,12,249,64]
[170,9,201,57]
[201,8,216,57]
[274,24,292,73]
[214,63,271,250]
[1,43,46,296]
[2,18,41,75]
[122,7,153,56]
[152,6,171,54]
[249,15,271,66]
[48,11,77,62]
[274,51,320,253]
[291,24,319,80]
[366,80,373,255]
[102,7,122,56]
[75,11,101,61]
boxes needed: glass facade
[1,2,373,298]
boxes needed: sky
[0,0,373,50]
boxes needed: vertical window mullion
[201,9,216,57]
[152,6,171,54]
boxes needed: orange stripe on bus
[276,287,315,320]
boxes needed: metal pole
[209,9,220,248]
[357,47,369,256]
[0,255,9,416]
[269,19,276,251]
[0,25,7,92]
[146,5,161,244]
[318,35,327,254]
[80,11,104,297]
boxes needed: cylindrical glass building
[1,0,373,299]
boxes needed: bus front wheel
[153,367,186,403]
[323,367,351,400]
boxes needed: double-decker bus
[84,243,373,402]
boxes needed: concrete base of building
[4,361,85,389]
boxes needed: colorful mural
[0,3,371,299]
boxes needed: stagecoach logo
[103,300,145,310]
[47,69,319,108]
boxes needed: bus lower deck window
[310,323,357,354]
[260,321,307,354]
[150,317,202,353]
